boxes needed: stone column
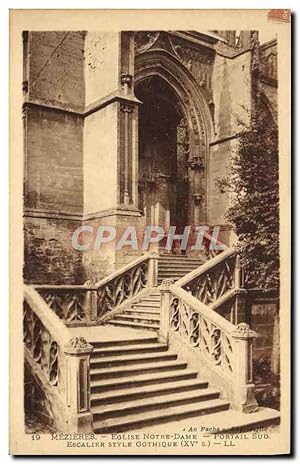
[63,337,94,432]
[148,252,159,287]
[231,323,258,413]
[82,31,143,279]
[233,254,248,324]
[158,279,174,343]
[85,289,98,323]
[188,156,205,226]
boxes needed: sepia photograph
[9,9,291,456]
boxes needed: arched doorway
[134,49,214,232]
[135,76,189,232]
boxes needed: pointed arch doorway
[135,76,190,239]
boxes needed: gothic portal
[23,30,277,283]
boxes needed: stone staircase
[109,255,204,331]
[89,334,230,433]
[25,249,281,435]
[108,289,161,330]
[157,255,204,284]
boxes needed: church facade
[23,30,277,284]
[22,31,280,431]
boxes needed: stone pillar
[232,254,248,323]
[231,323,258,413]
[85,290,98,323]
[188,156,205,225]
[82,31,144,281]
[83,32,141,216]
[271,304,280,375]
[148,252,159,287]
[158,279,174,343]
[63,337,94,432]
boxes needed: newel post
[233,254,247,324]
[63,337,94,432]
[85,289,98,322]
[231,323,258,413]
[158,279,174,343]
[148,252,159,287]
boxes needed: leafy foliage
[217,97,279,290]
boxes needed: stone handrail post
[158,279,174,343]
[148,252,159,287]
[63,337,94,432]
[234,254,247,323]
[231,323,258,413]
[24,286,95,432]
[85,289,98,322]
[234,253,241,289]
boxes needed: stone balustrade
[158,250,258,413]
[35,252,159,325]
[24,285,93,432]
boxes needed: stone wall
[24,106,83,214]
[23,31,276,284]
[247,293,280,408]
[24,216,84,284]
[28,31,85,111]
[259,39,278,121]
[83,103,119,215]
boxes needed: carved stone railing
[176,248,247,323]
[24,285,94,432]
[200,229,228,261]
[158,281,258,413]
[33,285,93,326]
[35,253,158,325]
[92,253,158,320]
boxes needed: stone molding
[24,205,142,222]
[23,90,142,119]
[64,336,93,354]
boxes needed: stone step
[115,314,160,323]
[90,336,158,349]
[91,378,209,406]
[90,351,178,368]
[90,369,198,393]
[123,308,160,316]
[90,360,187,380]
[93,399,230,433]
[158,270,198,276]
[158,262,203,268]
[159,256,204,260]
[90,342,168,358]
[158,270,190,276]
[92,388,220,420]
[158,263,202,269]
[133,301,160,308]
[108,320,160,331]
[140,296,161,302]
[157,277,181,283]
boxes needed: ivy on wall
[216,96,279,291]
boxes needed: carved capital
[22,80,28,93]
[121,73,133,86]
[187,156,205,170]
[193,193,203,206]
[160,279,175,291]
[64,337,93,354]
[151,251,159,259]
[120,104,134,113]
[22,105,28,120]
[232,323,257,339]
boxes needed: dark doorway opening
[136,76,189,236]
